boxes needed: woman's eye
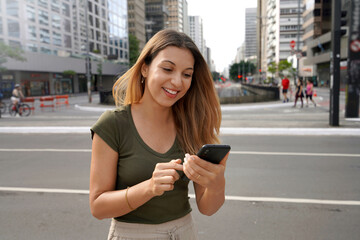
[163,68,172,72]
[184,74,192,78]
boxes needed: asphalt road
[1,91,360,240]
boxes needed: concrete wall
[219,84,280,104]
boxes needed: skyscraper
[0,0,128,96]
[245,8,257,58]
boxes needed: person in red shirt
[281,77,290,102]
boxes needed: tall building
[259,0,303,79]
[245,8,257,59]
[189,16,204,53]
[303,0,349,88]
[165,0,189,33]
[0,0,128,97]
[128,0,146,50]
[145,0,168,41]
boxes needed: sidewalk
[0,89,359,134]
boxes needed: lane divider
[1,127,360,136]
[1,149,359,158]
[0,187,359,206]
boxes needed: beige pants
[107,213,198,240]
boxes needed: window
[53,31,62,46]
[8,19,20,38]
[63,19,70,32]
[62,3,70,17]
[39,28,50,44]
[7,0,19,17]
[38,0,48,8]
[27,43,37,52]
[51,0,60,13]
[39,10,49,26]
[27,25,37,41]
[64,35,71,48]
[26,6,36,22]
[52,15,61,30]
[40,46,52,54]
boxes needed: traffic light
[340,10,348,36]
[238,75,241,79]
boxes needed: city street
[1,89,360,240]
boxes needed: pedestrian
[90,29,228,240]
[281,76,290,102]
[305,79,316,107]
[293,78,304,108]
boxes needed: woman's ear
[141,63,149,78]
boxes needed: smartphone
[196,144,231,164]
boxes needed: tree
[278,59,296,79]
[129,34,140,67]
[211,71,220,82]
[267,61,277,81]
[0,42,26,72]
[229,61,256,82]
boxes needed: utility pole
[296,0,300,80]
[329,0,341,126]
[345,0,360,118]
[85,0,92,103]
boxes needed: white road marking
[0,148,91,152]
[1,149,359,158]
[231,151,360,158]
[0,187,359,206]
[1,126,360,136]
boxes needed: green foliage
[267,62,277,77]
[278,59,296,78]
[229,61,256,82]
[63,70,76,76]
[92,49,100,54]
[0,42,26,72]
[212,71,220,81]
[129,34,140,67]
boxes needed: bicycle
[8,102,31,116]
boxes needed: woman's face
[141,46,194,108]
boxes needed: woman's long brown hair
[113,29,221,154]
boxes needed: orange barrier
[55,95,69,108]
[23,97,35,113]
[40,96,55,111]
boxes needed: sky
[186,0,257,73]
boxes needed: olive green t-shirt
[90,105,191,224]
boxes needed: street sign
[290,40,296,49]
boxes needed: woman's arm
[90,133,183,219]
[183,153,229,216]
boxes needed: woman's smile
[162,87,179,98]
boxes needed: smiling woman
[90,29,227,239]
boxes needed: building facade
[165,0,189,33]
[303,0,349,88]
[145,0,168,41]
[245,8,257,59]
[128,0,146,51]
[0,0,128,97]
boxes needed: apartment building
[165,0,189,34]
[0,0,128,97]
[303,0,350,88]
[128,0,146,51]
[145,0,168,41]
[245,8,257,59]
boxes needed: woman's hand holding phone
[183,152,229,192]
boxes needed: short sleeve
[90,110,120,152]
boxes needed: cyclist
[11,84,24,115]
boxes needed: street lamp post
[85,0,92,103]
